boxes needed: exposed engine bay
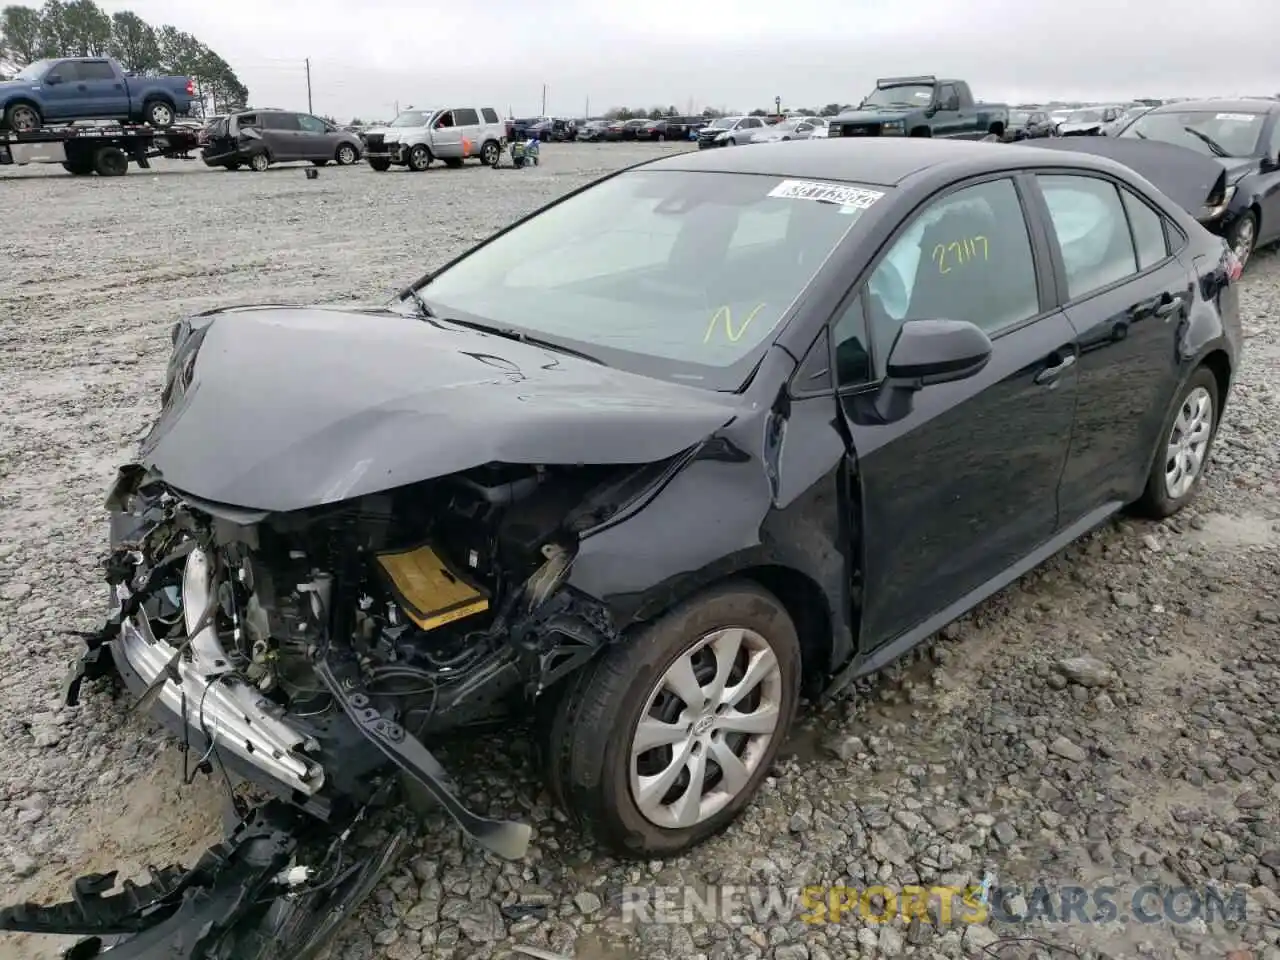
[0,457,655,958]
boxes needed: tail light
[186,79,195,95]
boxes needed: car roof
[640,136,1129,187]
[1149,98,1278,114]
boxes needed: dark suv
[637,117,701,141]
[202,109,364,171]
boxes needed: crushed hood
[138,306,740,512]
[1015,136,1238,212]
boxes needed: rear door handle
[1034,352,1077,384]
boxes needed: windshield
[1119,109,1265,158]
[415,170,887,390]
[862,84,934,108]
[14,59,53,80]
[708,117,736,129]
[390,111,430,128]
[771,120,802,132]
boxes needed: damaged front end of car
[4,458,646,956]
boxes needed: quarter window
[1120,188,1169,270]
[863,178,1039,374]
[1037,175,1137,300]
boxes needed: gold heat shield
[374,543,489,632]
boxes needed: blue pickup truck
[0,56,195,132]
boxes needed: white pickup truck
[363,107,506,171]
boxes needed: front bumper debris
[0,797,406,959]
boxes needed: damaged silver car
[1,138,1240,957]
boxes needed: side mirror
[874,319,992,421]
[45,73,62,84]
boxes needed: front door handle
[1034,352,1077,384]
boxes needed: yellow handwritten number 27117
[932,236,988,275]
[704,303,767,344]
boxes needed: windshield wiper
[440,316,604,365]
[399,285,435,319]
[1182,126,1228,157]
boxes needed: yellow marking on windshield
[703,303,768,344]
[932,236,989,274]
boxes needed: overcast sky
[96,0,1280,121]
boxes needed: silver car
[749,117,827,143]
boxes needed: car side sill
[822,500,1125,701]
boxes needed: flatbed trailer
[0,122,202,176]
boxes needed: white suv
[364,106,506,171]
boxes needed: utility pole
[394,100,399,116]
[541,84,547,116]
[585,96,589,119]
[305,58,312,113]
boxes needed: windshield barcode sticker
[768,180,884,208]
[1215,113,1256,122]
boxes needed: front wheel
[249,152,270,172]
[406,145,432,171]
[4,101,41,132]
[1134,366,1220,519]
[544,581,801,858]
[335,143,358,165]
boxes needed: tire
[544,581,802,858]
[1134,365,1221,519]
[4,101,41,132]
[443,157,463,168]
[479,140,500,166]
[143,99,175,128]
[93,145,129,176]
[249,152,270,172]
[223,161,242,171]
[1227,210,1257,270]
[406,144,432,171]
[61,160,93,176]
[368,158,391,172]
[726,137,737,146]
[335,143,358,166]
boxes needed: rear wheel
[93,146,129,176]
[545,581,801,857]
[1134,365,1220,518]
[479,140,500,166]
[368,158,391,172]
[143,99,175,127]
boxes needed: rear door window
[454,108,480,126]
[262,112,301,131]
[78,60,116,81]
[1036,175,1138,300]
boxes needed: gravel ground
[0,142,1277,960]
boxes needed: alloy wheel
[336,145,357,165]
[629,626,783,829]
[1164,385,1214,500]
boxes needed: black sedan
[1029,98,1280,268]
[25,137,1241,958]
